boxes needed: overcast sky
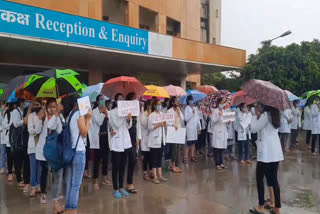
[221,0,320,57]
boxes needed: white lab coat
[109,108,132,152]
[27,112,42,155]
[237,111,252,141]
[11,108,24,128]
[211,108,228,149]
[279,109,292,134]
[290,106,301,130]
[251,112,284,163]
[198,108,206,130]
[234,108,241,132]
[148,111,166,148]
[207,116,214,134]
[0,112,4,145]
[36,115,62,161]
[184,105,201,141]
[88,107,105,149]
[140,111,150,151]
[166,107,185,144]
[2,111,11,147]
[311,104,320,134]
[303,106,312,130]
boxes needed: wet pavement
[1,138,320,214]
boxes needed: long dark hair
[61,94,79,119]
[168,96,177,110]
[186,95,193,105]
[4,103,14,122]
[151,99,159,112]
[112,93,124,109]
[162,98,169,108]
[144,99,152,112]
[126,92,136,101]
[93,94,104,109]
[264,105,280,129]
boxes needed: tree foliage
[201,72,241,92]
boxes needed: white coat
[36,115,62,161]
[237,111,252,141]
[148,111,166,148]
[109,108,132,152]
[88,107,106,149]
[184,105,201,141]
[251,112,284,163]
[0,112,4,145]
[11,108,24,128]
[140,111,150,151]
[211,108,228,149]
[311,104,320,134]
[234,108,241,132]
[27,112,42,155]
[303,106,312,130]
[2,111,11,147]
[279,109,292,134]
[198,108,206,130]
[207,116,214,134]
[290,106,301,130]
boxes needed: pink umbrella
[196,85,218,95]
[163,85,186,97]
[227,90,256,108]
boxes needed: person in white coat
[311,97,320,155]
[3,103,14,182]
[183,95,201,163]
[196,102,206,155]
[88,94,108,190]
[140,100,152,180]
[0,103,6,174]
[279,108,292,153]
[303,102,312,149]
[237,103,252,165]
[211,98,228,170]
[290,100,301,150]
[109,93,132,199]
[148,99,167,184]
[249,104,283,214]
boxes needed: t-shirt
[69,111,86,152]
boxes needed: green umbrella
[24,69,82,98]
[301,90,316,99]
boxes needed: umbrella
[24,69,82,98]
[306,90,320,104]
[180,89,207,105]
[200,90,232,115]
[301,90,316,99]
[284,90,300,101]
[228,90,256,107]
[241,79,291,110]
[1,75,31,100]
[163,85,186,97]
[101,76,146,99]
[15,83,35,101]
[82,83,108,102]
[7,90,18,103]
[196,85,218,95]
[144,85,170,98]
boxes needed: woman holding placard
[211,98,228,170]
[148,99,167,184]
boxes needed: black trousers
[196,129,207,150]
[306,130,312,145]
[85,139,90,170]
[40,161,48,194]
[111,151,126,191]
[213,148,223,166]
[142,151,152,171]
[256,162,281,208]
[126,147,136,185]
[6,147,14,174]
[93,145,110,179]
[22,150,30,184]
[150,147,163,169]
[290,129,299,148]
[311,134,320,153]
[14,150,24,183]
[251,133,258,148]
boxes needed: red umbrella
[241,79,291,110]
[228,90,256,108]
[101,76,147,99]
[196,85,218,95]
[15,83,35,101]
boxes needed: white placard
[148,32,173,57]
[77,96,91,116]
[166,127,186,144]
[222,111,236,123]
[118,100,140,117]
[152,113,175,124]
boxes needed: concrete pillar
[88,70,103,85]
[180,75,187,90]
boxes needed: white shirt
[0,112,4,145]
[303,106,312,130]
[184,105,201,141]
[237,111,252,141]
[88,107,105,149]
[311,104,320,134]
[251,113,284,163]
[11,108,24,128]
[27,112,42,155]
[290,106,301,130]
[148,111,166,148]
[140,111,150,152]
[69,111,86,152]
[2,111,11,147]
[279,109,292,134]
[109,108,132,152]
[211,108,228,149]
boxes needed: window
[166,17,181,37]
[139,7,158,32]
[201,4,208,18]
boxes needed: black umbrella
[1,75,31,101]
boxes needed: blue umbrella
[7,90,18,103]
[82,83,109,102]
[180,89,206,105]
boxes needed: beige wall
[209,0,221,44]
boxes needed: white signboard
[118,100,140,117]
[77,96,91,116]
[152,113,175,124]
[148,32,173,57]
[166,127,186,144]
[222,111,236,123]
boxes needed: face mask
[156,105,162,111]
[33,107,42,113]
[189,100,194,105]
[99,100,105,108]
[218,105,224,110]
[24,102,29,109]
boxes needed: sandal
[143,174,151,181]
[183,158,188,163]
[249,208,265,214]
[220,165,228,169]
[127,188,138,194]
[216,166,223,170]
[172,167,181,173]
[264,204,274,210]
[191,157,197,162]
[269,208,276,214]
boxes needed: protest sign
[222,111,236,123]
[118,100,140,116]
[77,96,91,116]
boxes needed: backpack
[44,111,80,172]
[9,109,25,152]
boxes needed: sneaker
[40,194,47,204]
[153,179,160,184]
[119,189,129,196]
[113,191,122,199]
[159,177,168,183]
[0,168,5,174]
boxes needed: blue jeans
[29,154,41,187]
[52,169,64,201]
[65,151,85,210]
[0,144,6,169]
[238,140,250,161]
